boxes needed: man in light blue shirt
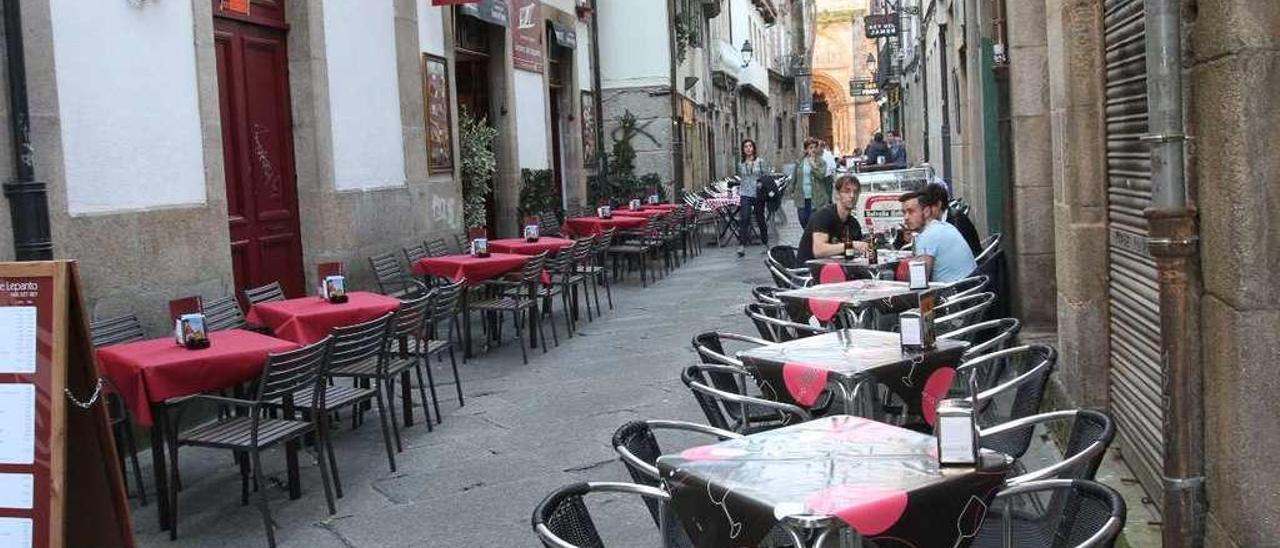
[900,184,977,283]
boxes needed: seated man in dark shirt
[798,174,867,262]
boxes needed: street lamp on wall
[740,40,754,68]
[865,53,878,77]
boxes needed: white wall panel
[514,70,550,169]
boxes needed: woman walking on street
[736,139,769,257]
[791,137,832,229]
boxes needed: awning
[459,0,509,27]
[550,21,577,49]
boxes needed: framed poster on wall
[580,91,596,167]
[423,54,454,174]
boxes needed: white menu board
[0,307,36,374]
[0,383,35,465]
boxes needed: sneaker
[736,245,745,257]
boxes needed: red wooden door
[214,8,305,300]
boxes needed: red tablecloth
[564,216,647,237]
[642,203,678,211]
[612,209,668,219]
[246,291,402,344]
[487,237,575,256]
[412,253,531,285]
[97,329,299,425]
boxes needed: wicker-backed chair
[89,314,147,506]
[681,364,811,434]
[202,295,247,331]
[945,274,991,301]
[933,291,998,333]
[532,482,685,548]
[959,344,1058,459]
[166,338,336,547]
[744,302,828,343]
[243,281,286,306]
[611,420,740,525]
[751,285,784,305]
[987,409,1116,485]
[939,317,1022,361]
[470,252,548,364]
[972,479,1126,548]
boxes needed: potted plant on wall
[459,108,499,232]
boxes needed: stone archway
[810,71,854,154]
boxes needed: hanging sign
[550,21,577,49]
[459,0,510,27]
[796,71,813,114]
[220,0,250,15]
[512,0,544,72]
[865,13,899,38]
[850,77,880,97]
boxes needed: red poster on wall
[512,0,543,73]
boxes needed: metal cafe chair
[420,279,466,421]
[933,291,998,333]
[243,280,286,306]
[985,409,1117,485]
[682,364,812,434]
[752,285,785,305]
[611,420,741,525]
[470,252,548,365]
[976,232,1004,266]
[165,337,336,548]
[426,237,451,258]
[939,317,1022,361]
[767,261,811,289]
[89,314,148,506]
[202,294,247,331]
[944,274,991,301]
[690,331,803,422]
[972,479,1127,548]
[961,344,1058,460]
[403,242,429,265]
[532,482,688,548]
[744,302,828,343]
[368,252,430,299]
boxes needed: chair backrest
[426,238,450,258]
[610,419,742,530]
[680,365,734,431]
[744,302,827,342]
[570,238,594,265]
[963,344,1057,459]
[255,336,332,408]
[976,232,1003,265]
[532,482,674,548]
[767,245,802,269]
[681,364,811,432]
[539,212,562,237]
[946,275,990,301]
[453,233,469,254]
[327,312,395,373]
[767,262,809,289]
[369,252,409,293]
[90,314,145,347]
[391,292,431,341]
[593,229,616,252]
[989,479,1126,548]
[243,281,286,306]
[429,279,465,323]
[751,285,783,305]
[545,250,573,278]
[403,242,429,264]
[520,252,549,284]
[202,295,247,331]
[934,292,997,333]
[939,317,1022,361]
[985,409,1116,485]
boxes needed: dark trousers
[797,199,813,229]
[737,195,768,246]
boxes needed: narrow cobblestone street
[131,223,797,548]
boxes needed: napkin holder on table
[524,224,540,243]
[174,313,210,350]
[471,237,490,258]
[935,398,979,466]
[647,194,660,205]
[628,199,641,211]
[597,206,612,219]
[908,258,929,290]
[320,274,348,304]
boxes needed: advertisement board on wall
[512,0,544,72]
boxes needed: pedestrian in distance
[791,137,833,230]
[736,139,770,257]
[888,131,908,166]
[864,132,891,166]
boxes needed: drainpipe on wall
[666,0,685,200]
[589,0,607,180]
[2,0,52,260]
[1141,0,1203,546]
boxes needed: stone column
[1044,0,1110,406]
[1189,1,1280,545]
[1006,0,1057,329]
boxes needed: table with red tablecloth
[412,252,531,285]
[97,329,300,426]
[642,203,678,212]
[563,216,648,237]
[246,291,402,345]
[486,237,576,256]
[611,208,668,219]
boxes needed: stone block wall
[600,86,675,183]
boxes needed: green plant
[518,168,558,220]
[459,108,499,228]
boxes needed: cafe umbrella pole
[2,0,53,261]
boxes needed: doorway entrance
[213,2,306,300]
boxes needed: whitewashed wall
[598,0,670,88]
[730,0,769,95]
[50,0,206,215]
[324,0,406,190]
[576,20,593,91]
[514,71,550,169]
[543,0,576,13]
[417,0,446,56]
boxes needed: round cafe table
[563,216,647,237]
[486,237,576,256]
[245,291,402,345]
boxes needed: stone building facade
[811,0,880,155]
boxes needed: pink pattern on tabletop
[808,297,842,322]
[819,263,847,284]
[920,366,957,426]
[806,485,909,536]
[782,362,829,407]
[679,445,751,461]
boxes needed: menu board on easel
[0,261,134,548]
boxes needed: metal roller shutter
[1103,0,1164,507]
